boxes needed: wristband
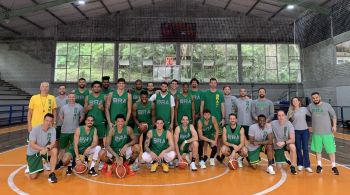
[184,140,188,144]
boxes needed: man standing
[189,78,201,126]
[147,82,155,98]
[26,113,58,182]
[130,79,143,104]
[307,92,339,175]
[149,82,175,132]
[175,82,194,126]
[234,87,253,140]
[73,78,90,107]
[169,79,181,98]
[251,88,274,123]
[101,76,113,96]
[223,85,237,125]
[55,85,68,145]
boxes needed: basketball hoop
[162,76,170,82]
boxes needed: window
[336,40,350,64]
[55,42,114,82]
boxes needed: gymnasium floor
[0,141,349,195]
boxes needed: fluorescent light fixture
[287,4,295,10]
[78,0,86,5]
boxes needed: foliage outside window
[336,41,350,64]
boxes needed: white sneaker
[298,166,303,171]
[98,162,104,171]
[237,156,243,168]
[209,158,215,166]
[190,162,197,171]
[267,165,276,175]
[305,167,313,173]
[199,160,206,169]
[43,162,51,171]
[24,165,29,174]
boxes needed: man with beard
[307,92,339,175]
[251,88,274,123]
[73,78,90,107]
[130,79,143,104]
[175,82,194,126]
[147,82,155,98]
[189,78,201,127]
[101,76,113,96]
[234,87,253,140]
[223,85,237,125]
[55,85,68,145]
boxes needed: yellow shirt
[28,94,57,127]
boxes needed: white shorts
[142,151,176,163]
[106,146,132,160]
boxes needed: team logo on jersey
[180,132,191,140]
[79,136,91,144]
[153,137,166,144]
[113,97,127,104]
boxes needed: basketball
[115,164,127,178]
[178,161,188,169]
[138,122,148,133]
[74,163,87,174]
[228,160,238,170]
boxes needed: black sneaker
[48,172,58,183]
[66,166,72,175]
[55,161,63,170]
[88,168,98,177]
[290,166,297,175]
[216,155,224,163]
[316,165,323,173]
[286,159,292,166]
[332,167,340,175]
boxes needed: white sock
[317,160,322,166]
[332,162,336,168]
[90,160,96,169]
[68,160,72,167]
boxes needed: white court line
[0,145,26,155]
[253,169,287,195]
[0,164,24,167]
[8,165,29,195]
[309,153,350,170]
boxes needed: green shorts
[59,133,74,149]
[311,134,336,154]
[56,126,62,140]
[66,147,82,159]
[26,153,49,174]
[94,123,107,138]
[241,125,250,140]
[248,146,265,165]
[179,144,190,155]
[274,146,287,164]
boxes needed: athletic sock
[210,146,217,158]
[203,155,208,162]
[68,160,72,167]
[332,162,336,168]
[268,160,274,166]
[192,157,196,163]
[90,160,96,169]
[317,160,322,166]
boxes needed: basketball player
[223,85,237,125]
[174,115,199,171]
[234,87,253,141]
[142,118,175,173]
[175,82,195,126]
[73,78,89,107]
[147,82,155,98]
[189,78,202,126]
[55,84,68,146]
[62,116,101,176]
[130,79,143,104]
[101,76,113,96]
[251,88,274,123]
[170,79,181,98]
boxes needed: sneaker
[88,168,98,177]
[305,167,313,173]
[168,161,175,169]
[267,165,276,175]
[24,165,29,174]
[98,162,104,171]
[100,163,108,173]
[151,162,158,173]
[126,165,136,176]
[216,155,224,163]
[297,166,303,171]
[55,161,63,170]
[44,162,51,171]
[162,163,169,173]
[131,162,139,172]
[48,172,58,183]
[290,166,297,175]
[190,162,197,171]
[316,165,323,174]
[209,158,215,166]
[332,167,340,175]
[66,166,72,175]
[237,156,243,168]
[199,160,206,169]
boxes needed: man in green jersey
[73,78,90,107]
[142,118,175,173]
[221,113,248,168]
[175,82,195,126]
[105,78,132,129]
[130,79,143,104]
[99,114,140,176]
[190,78,201,127]
[197,109,220,168]
[101,76,113,96]
[62,116,101,177]
[170,79,181,98]
[84,81,107,145]
[174,115,199,171]
[147,82,155,98]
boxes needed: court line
[253,169,287,195]
[0,145,26,155]
[0,164,24,167]
[74,168,230,187]
[309,153,350,170]
[8,165,29,195]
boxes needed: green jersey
[131,89,142,104]
[177,93,193,123]
[136,101,152,126]
[150,129,169,155]
[177,125,192,154]
[87,93,105,123]
[225,124,241,145]
[110,125,128,153]
[101,88,114,97]
[170,89,181,99]
[190,89,202,115]
[200,116,215,140]
[74,126,95,154]
[155,93,171,125]
[202,90,224,122]
[110,90,128,123]
[75,88,89,106]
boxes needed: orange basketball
[115,164,127,178]
[178,161,188,169]
[74,163,87,174]
[138,123,148,133]
[228,160,238,170]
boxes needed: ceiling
[0,0,337,36]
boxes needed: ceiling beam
[0,24,21,35]
[70,3,89,20]
[152,0,155,5]
[268,4,287,21]
[224,0,232,10]
[99,0,111,15]
[31,0,66,25]
[260,0,281,8]
[246,0,261,16]
[127,0,133,10]
[320,0,332,6]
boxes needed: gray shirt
[307,102,336,135]
[234,97,253,126]
[56,95,68,126]
[224,95,237,124]
[251,98,274,122]
[271,120,295,149]
[290,107,308,130]
[27,125,56,156]
[60,103,84,134]
[247,123,272,151]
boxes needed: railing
[0,104,28,126]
